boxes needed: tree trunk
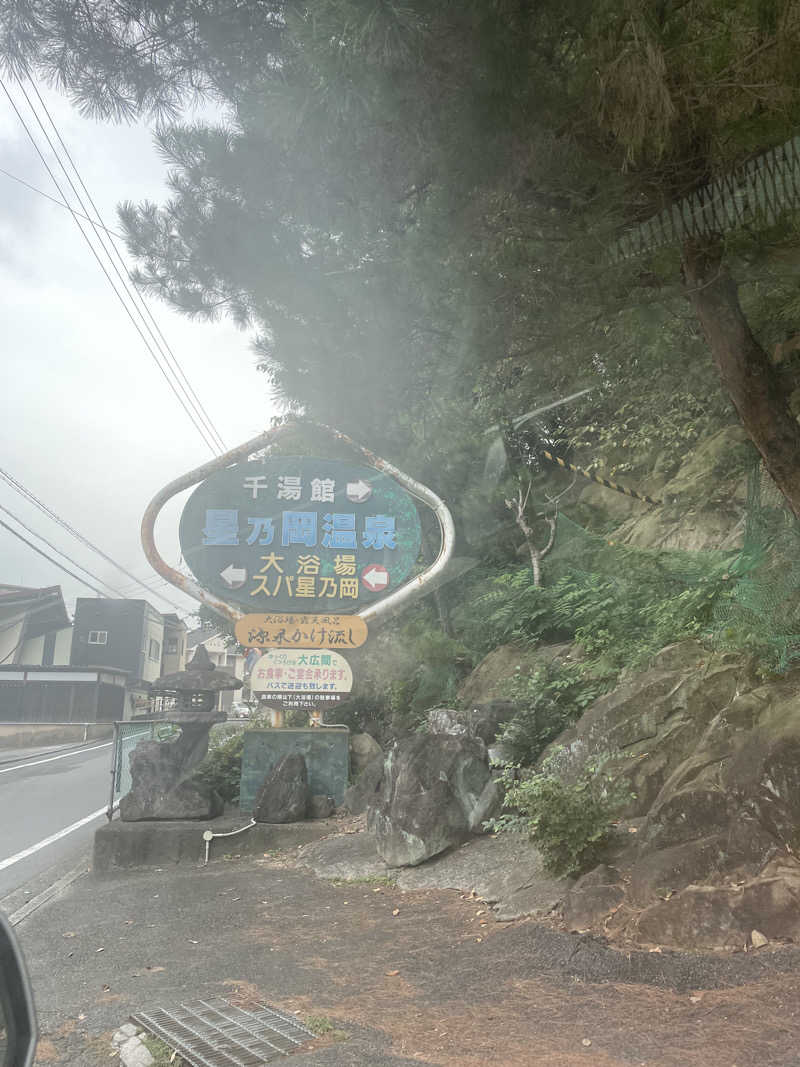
[684,242,800,520]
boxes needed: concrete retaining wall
[93,815,334,872]
[0,722,113,748]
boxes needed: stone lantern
[153,643,242,722]
[119,645,243,822]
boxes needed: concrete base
[93,814,336,872]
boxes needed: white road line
[0,741,112,775]
[8,862,89,926]
[0,807,107,873]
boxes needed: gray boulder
[367,734,499,867]
[427,700,516,747]
[121,728,222,821]
[349,732,382,777]
[253,753,309,823]
[343,753,384,815]
[308,794,335,819]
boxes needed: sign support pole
[140,419,456,627]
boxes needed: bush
[487,751,633,877]
[499,660,612,766]
[191,714,272,803]
[191,729,246,803]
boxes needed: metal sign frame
[141,419,456,627]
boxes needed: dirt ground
[18,848,800,1066]
[251,866,800,1067]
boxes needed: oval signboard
[250,648,353,703]
[178,456,422,613]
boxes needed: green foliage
[192,729,245,804]
[487,751,633,878]
[142,1036,184,1066]
[499,661,612,767]
[459,568,562,653]
[191,717,270,803]
[464,541,738,677]
[8,0,800,524]
[390,623,470,722]
[569,392,726,477]
[11,1,800,690]
[304,1016,348,1042]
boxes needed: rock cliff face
[455,627,800,948]
[547,639,800,948]
[575,424,753,553]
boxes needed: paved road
[0,743,112,900]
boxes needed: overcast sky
[0,76,278,623]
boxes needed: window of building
[149,638,161,661]
[166,638,178,654]
[88,630,108,645]
[226,653,237,666]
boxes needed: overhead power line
[0,465,189,614]
[25,76,228,455]
[0,500,128,598]
[0,517,110,598]
[0,167,126,237]
[0,73,226,456]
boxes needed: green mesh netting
[713,463,800,670]
[534,463,800,671]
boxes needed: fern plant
[487,751,634,877]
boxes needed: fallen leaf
[648,946,662,954]
[628,827,638,834]
[392,908,400,916]
[386,970,400,977]
[582,1039,592,1047]
[475,937,483,943]
[689,996,701,1004]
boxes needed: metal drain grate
[131,996,315,1065]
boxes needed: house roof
[185,626,243,656]
[186,625,221,649]
[0,585,70,639]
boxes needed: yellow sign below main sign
[235,613,368,650]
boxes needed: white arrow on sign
[362,565,389,591]
[346,479,372,503]
[220,564,247,588]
